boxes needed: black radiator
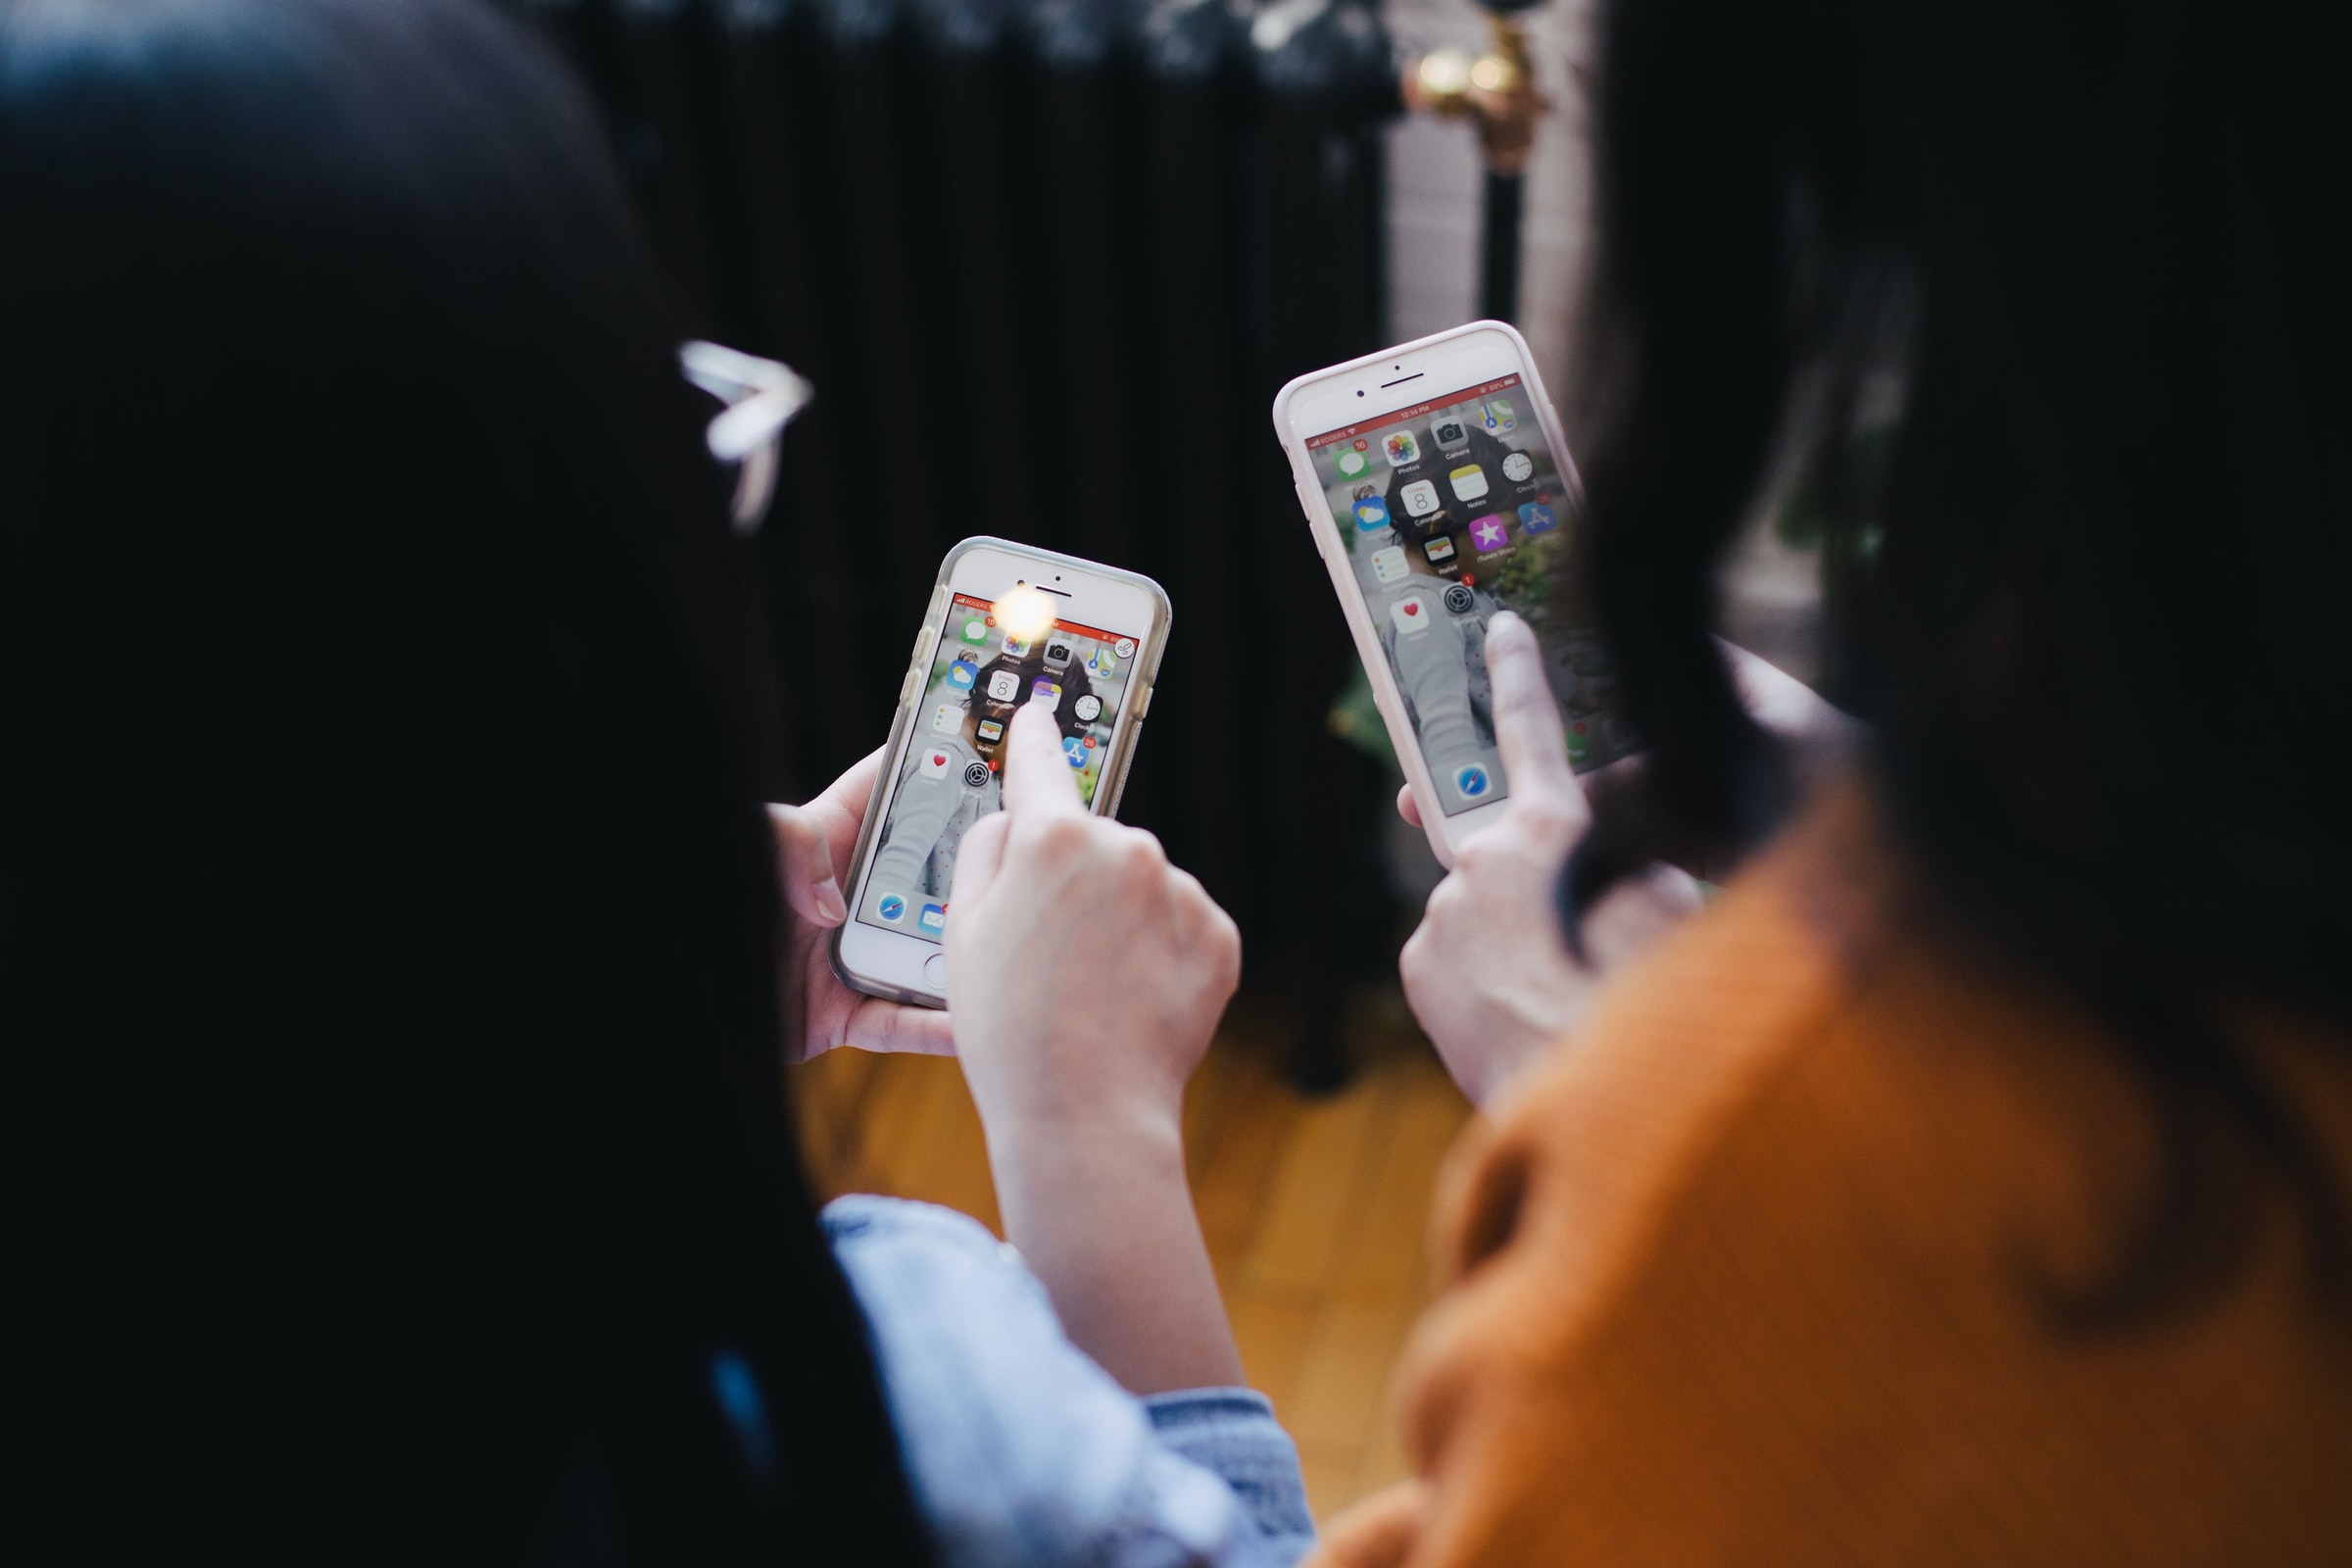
[512,0,1402,996]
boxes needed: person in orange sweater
[1313,0,2352,1561]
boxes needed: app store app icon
[1518,502,1558,535]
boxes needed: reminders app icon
[1370,546,1409,584]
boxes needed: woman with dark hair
[1309,0,2352,1562]
[0,2,1307,1562]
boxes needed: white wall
[1383,0,1595,416]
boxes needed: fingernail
[814,876,847,924]
[1489,610,1525,634]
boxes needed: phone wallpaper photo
[856,592,1141,944]
[1307,375,1633,815]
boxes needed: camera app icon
[1432,417,1471,451]
[1045,641,1073,666]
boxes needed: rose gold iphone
[1272,320,1632,867]
[830,537,1171,1007]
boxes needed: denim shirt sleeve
[824,1195,1315,1568]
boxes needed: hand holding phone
[940,699,1245,1394]
[946,701,1240,1144]
[1396,613,1703,1106]
[769,751,958,1063]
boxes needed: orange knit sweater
[1313,789,2352,1566]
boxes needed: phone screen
[856,592,1144,944]
[1304,374,1631,814]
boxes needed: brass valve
[1402,17,1547,175]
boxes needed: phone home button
[922,953,949,992]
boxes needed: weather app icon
[946,656,977,691]
[1352,496,1391,532]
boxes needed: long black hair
[0,1,930,1560]
[1565,0,2351,1320]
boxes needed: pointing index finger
[1484,612,1582,805]
[1000,699,1085,821]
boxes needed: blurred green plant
[1326,657,1398,768]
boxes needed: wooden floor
[791,985,1475,1523]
